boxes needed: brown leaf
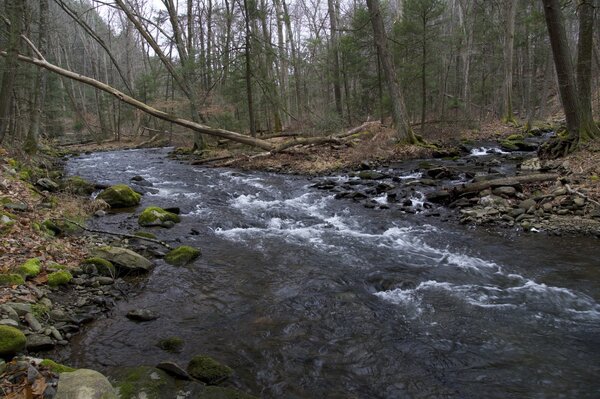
[31,377,47,396]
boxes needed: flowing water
[64,148,600,398]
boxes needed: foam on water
[470,147,508,156]
[376,278,600,321]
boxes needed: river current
[64,148,600,398]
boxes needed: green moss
[63,176,95,196]
[40,359,76,373]
[18,258,41,278]
[47,270,73,287]
[156,336,184,353]
[31,303,50,318]
[506,133,524,141]
[0,326,26,357]
[81,257,116,277]
[590,175,599,182]
[0,273,25,286]
[114,367,170,399]
[138,206,180,227]
[164,246,201,266]
[97,184,142,208]
[500,140,520,151]
[187,355,233,384]
[134,231,157,239]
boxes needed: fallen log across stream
[427,173,559,202]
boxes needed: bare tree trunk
[25,0,48,154]
[502,0,517,124]
[366,0,417,143]
[282,0,303,117]
[576,0,600,140]
[327,0,343,118]
[0,0,24,144]
[243,0,257,136]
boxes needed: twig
[57,218,174,249]
[565,184,600,208]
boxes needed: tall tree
[366,0,417,143]
[24,0,49,154]
[502,0,517,124]
[0,0,24,144]
[540,0,598,158]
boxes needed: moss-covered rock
[97,184,141,208]
[0,274,25,286]
[187,355,233,384]
[138,206,180,228]
[18,258,41,278]
[92,246,152,274]
[113,366,177,399]
[55,369,117,399]
[62,175,95,196]
[199,386,258,399]
[156,336,184,353]
[134,231,157,239]
[81,257,116,277]
[0,211,15,235]
[47,270,73,287]
[40,359,76,373]
[506,133,524,141]
[164,246,201,266]
[0,325,26,357]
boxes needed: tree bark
[576,0,600,140]
[327,0,343,117]
[366,0,417,143]
[25,0,49,154]
[0,0,24,144]
[243,0,257,136]
[502,0,517,124]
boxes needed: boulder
[55,369,117,399]
[126,309,159,322]
[0,212,15,235]
[164,246,201,266]
[138,206,180,228]
[97,184,141,208]
[187,355,233,384]
[492,186,517,197]
[113,366,188,399]
[80,257,116,277]
[48,270,73,287]
[26,333,54,352]
[0,325,26,357]
[92,246,152,274]
[357,170,386,180]
[18,258,41,278]
[62,176,96,196]
[0,273,25,287]
[36,178,59,192]
[520,157,542,171]
[156,361,191,380]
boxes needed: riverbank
[0,149,257,398]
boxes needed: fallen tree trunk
[3,39,275,151]
[428,173,559,202]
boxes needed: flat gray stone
[24,313,42,332]
[126,309,159,322]
[26,333,54,352]
[55,369,117,399]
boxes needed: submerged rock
[156,336,184,353]
[187,355,233,384]
[55,369,117,399]
[138,206,180,228]
[164,245,201,266]
[126,309,159,322]
[97,184,141,208]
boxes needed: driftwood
[450,173,558,196]
[190,155,233,165]
[565,184,600,208]
[59,218,173,250]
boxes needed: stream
[63,148,600,398]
